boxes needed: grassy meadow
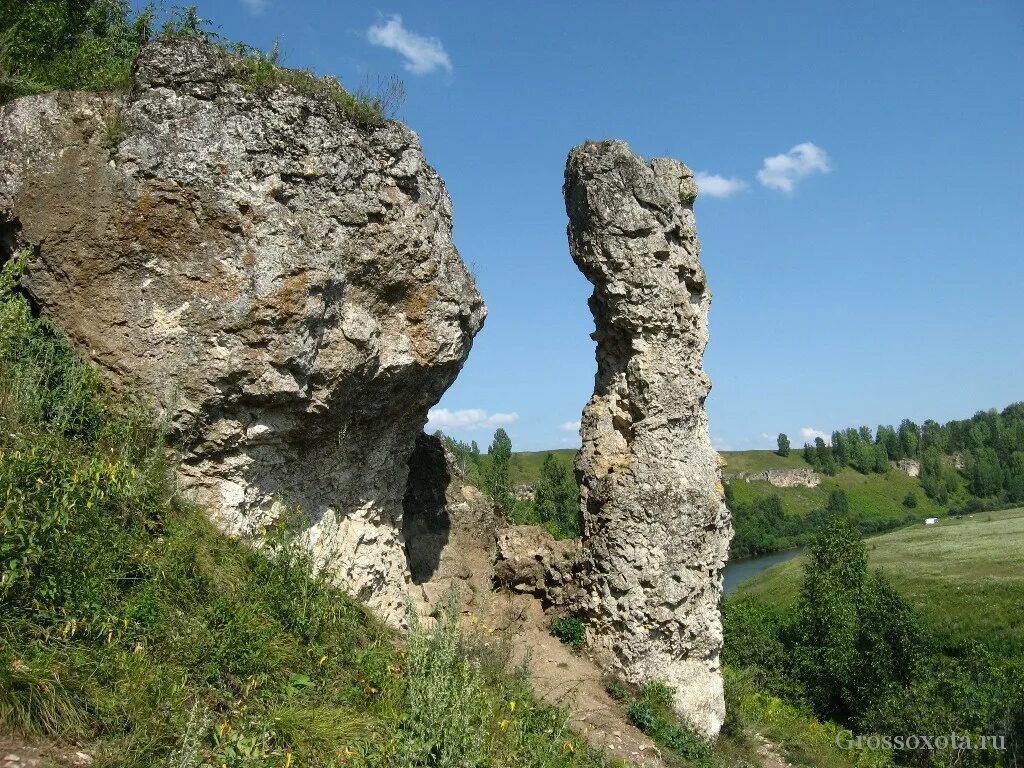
[732,506,1024,655]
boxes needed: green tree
[872,443,889,473]
[897,418,920,459]
[776,433,790,457]
[0,0,154,101]
[485,428,513,510]
[832,431,849,466]
[534,454,580,539]
[826,489,849,516]
[790,518,924,721]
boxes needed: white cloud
[559,420,581,433]
[800,427,831,445]
[240,0,268,13]
[712,437,734,451]
[367,15,453,75]
[694,172,747,199]
[757,142,831,193]
[427,408,518,432]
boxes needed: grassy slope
[0,278,615,768]
[473,449,577,487]
[733,507,1024,655]
[724,451,944,523]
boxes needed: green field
[724,451,944,521]
[472,448,577,487]
[733,507,1024,655]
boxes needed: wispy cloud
[800,427,831,445]
[695,172,747,199]
[712,437,734,451]
[367,15,453,75]
[559,420,581,433]
[757,142,831,193]
[427,408,518,431]
[240,0,269,14]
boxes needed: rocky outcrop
[564,140,732,737]
[513,484,537,502]
[744,468,821,488]
[493,525,578,604]
[895,459,921,477]
[0,39,485,626]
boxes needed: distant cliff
[0,37,485,626]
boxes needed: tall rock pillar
[564,140,732,737]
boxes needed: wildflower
[499,719,510,730]
[508,700,516,712]
[563,740,576,753]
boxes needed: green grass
[732,507,1024,656]
[720,450,811,474]
[475,449,577,487]
[0,262,625,768]
[724,451,948,559]
[725,455,944,522]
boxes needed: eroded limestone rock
[564,139,732,737]
[748,468,821,488]
[895,459,921,477]
[0,39,485,625]
[493,525,578,603]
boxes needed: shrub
[550,614,585,651]
[625,681,713,764]
[0,0,153,102]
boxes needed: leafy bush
[0,1,392,129]
[550,614,585,651]
[624,681,713,764]
[0,0,152,102]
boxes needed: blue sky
[155,0,1024,452]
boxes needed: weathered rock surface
[895,459,921,477]
[493,525,578,603]
[564,139,732,737]
[743,468,821,488]
[0,38,485,625]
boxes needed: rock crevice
[564,139,732,737]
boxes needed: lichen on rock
[564,139,732,737]
[0,38,485,626]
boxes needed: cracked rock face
[564,140,732,737]
[0,38,485,626]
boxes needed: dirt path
[0,732,92,768]
[501,593,666,767]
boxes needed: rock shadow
[402,431,451,584]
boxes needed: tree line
[776,401,1024,505]
[435,428,581,539]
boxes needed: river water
[722,548,804,595]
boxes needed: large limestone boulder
[564,140,732,737]
[0,39,485,625]
[748,468,821,488]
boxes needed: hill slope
[732,507,1024,656]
